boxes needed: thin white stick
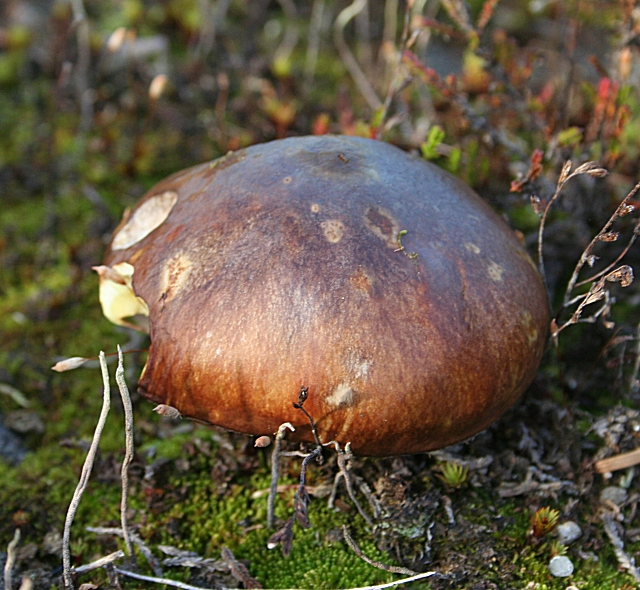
[73,550,125,574]
[349,571,437,590]
[115,345,134,558]
[268,422,295,529]
[304,0,326,82]
[69,0,92,136]
[375,0,413,139]
[630,320,640,393]
[4,528,20,590]
[86,526,163,577]
[62,351,111,590]
[274,0,299,71]
[343,526,416,576]
[333,0,382,111]
[333,447,373,526]
[115,565,434,590]
[114,568,230,590]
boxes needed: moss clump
[137,450,397,589]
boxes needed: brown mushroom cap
[102,135,548,456]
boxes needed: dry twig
[601,511,640,584]
[342,526,420,576]
[62,351,111,590]
[328,443,375,525]
[440,0,474,35]
[52,348,147,372]
[498,467,576,498]
[273,0,299,73]
[563,177,640,303]
[476,0,502,32]
[334,0,382,111]
[114,568,230,590]
[537,161,608,290]
[595,448,640,474]
[349,572,439,590]
[267,446,323,556]
[630,320,640,392]
[69,0,92,139]
[267,422,295,530]
[4,528,21,590]
[74,550,125,575]
[220,547,262,589]
[158,544,227,570]
[115,345,134,559]
[375,0,415,138]
[531,162,640,341]
[86,527,162,577]
[304,0,325,82]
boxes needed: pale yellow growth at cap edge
[95,262,149,327]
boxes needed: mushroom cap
[102,135,548,456]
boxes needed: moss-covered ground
[4,0,640,588]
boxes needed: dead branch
[348,572,439,590]
[375,0,415,139]
[333,0,382,111]
[74,551,125,575]
[595,448,640,474]
[342,526,418,576]
[4,528,21,590]
[274,0,299,73]
[114,568,230,590]
[267,446,323,555]
[531,161,640,341]
[563,178,640,304]
[601,511,640,584]
[267,422,295,529]
[86,527,162,577]
[537,160,607,290]
[476,0,502,32]
[304,0,326,83]
[631,320,640,393]
[498,467,576,498]
[62,351,111,590]
[220,547,262,589]
[69,0,92,138]
[328,443,375,526]
[115,346,134,559]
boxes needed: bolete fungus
[98,135,548,456]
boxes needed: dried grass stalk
[115,345,134,558]
[594,448,640,474]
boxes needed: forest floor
[3,0,640,588]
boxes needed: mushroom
[98,135,548,456]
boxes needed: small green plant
[395,230,418,260]
[420,125,446,160]
[436,461,469,488]
[530,507,560,538]
[548,539,568,557]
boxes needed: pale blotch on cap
[112,191,178,250]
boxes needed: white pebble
[549,555,574,578]
[600,486,628,505]
[556,521,582,545]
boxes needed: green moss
[510,202,541,233]
[487,502,635,589]
[137,454,397,589]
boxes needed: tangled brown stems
[534,160,639,342]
